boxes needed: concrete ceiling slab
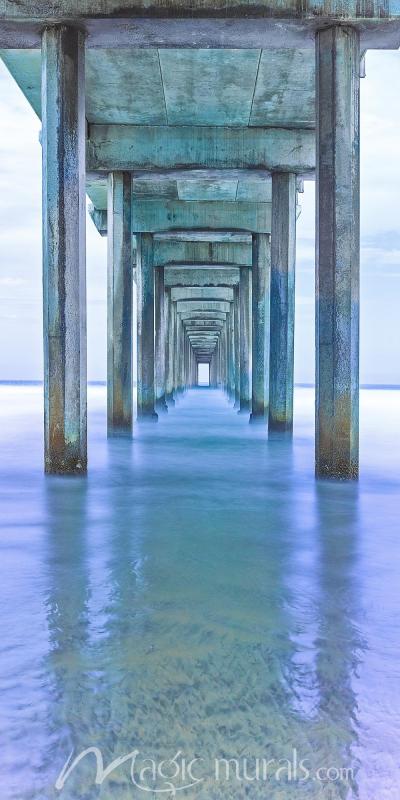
[0,49,41,115]
[177,179,238,201]
[250,48,314,128]
[86,175,276,206]
[159,49,261,126]
[0,46,317,130]
[85,49,166,124]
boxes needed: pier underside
[1,1,399,477]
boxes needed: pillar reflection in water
[38,393,364,799]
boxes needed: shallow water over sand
[0,385,399,799]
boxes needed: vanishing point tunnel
[1,2,399,479]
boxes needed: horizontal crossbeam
[87,125,315,173]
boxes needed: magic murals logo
[55,747,354,794]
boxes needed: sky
[0,50,399,384]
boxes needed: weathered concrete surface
[316,26,360,479]
[1,8,399,52]
[107,171,133,437]
[238,266,251,412]
[1,2,385,482]
[130,200,273,233]
[154,241,252,266]
[155,266,168,412]
[164,267,240,288]
[42,26,87,475]
[165,288,175,405]
[234,286,240,406]
[226,310,235,400]
[154,232,252,243]
[177,300,231,314]
[250,233,270,423]
[136,233,158,420]
[88,125,314,173]
[269,172,296,433]
[2,0,399,18]
[171,287,234,302]
[179,310,227,322]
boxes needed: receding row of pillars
[41,24,360,479]
[106,220,296,431]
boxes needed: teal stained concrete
[269,172,296,433]
[137,233,158,420]
[250,234,270,422]
[1,2,399,477]
[42,26,87,475]
[107,171,133,437]
[316,26,360,479]
[164,268,240,287]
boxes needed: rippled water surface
[0,385,399,799]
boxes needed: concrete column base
[137,411,158,423]
[156,397,169,413]
[249,413,266,425]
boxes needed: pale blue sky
[0,50,399,384]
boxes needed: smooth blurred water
[0,385,399,799]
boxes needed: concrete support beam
[176,315,184,394]
[42,26,86,474]
[155,231,252,244]
[177,301,231,314]
[136,232,158,420]
[107,171,133,437]
[238,266,251,413]
[154,241,252,265]
[316,26,360,479]
[88,125,315,173]
[180,311,227,322]
[173,303,179,394]
[1,10,400,51]
[269,172,296,433]
[250,233,271,423]
[210,352,218,388]
[130,200,272,234]
[171,287,233,302]
[155,266,168,412]
[226,310,234,401]
[165,287,175,405]
[164,267,240,289]
[234,286,240,407]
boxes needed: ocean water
[0,385,399,799]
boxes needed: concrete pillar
[269,172,297,434]
[224,323,229,393]
[107,171,133,437]
[218,338,223,388]
[42,26,86,474]
[316,26,360,478]
[175,315,182,394]
[229,307,236,401]
[165,289,175,406]
[226,311,234,401]
[136,233,158,421]
[192,349,196,386]
[250,233,271,423]
[238,267,251,413]
[182,331,187,391]
[154,267,168,412]
[234,286,240,407]
[181,324,186,392]
[210,350,217,387]
[221,325,227,392]
[172,302,179,395]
